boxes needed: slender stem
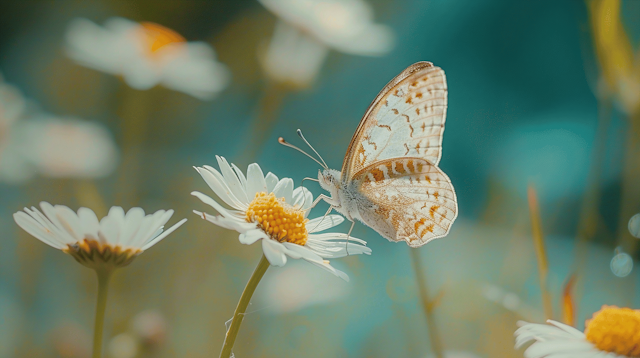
[527,186,553,320]
[93,269,112,358]
[410,248,444,358]
[219,255,270,358]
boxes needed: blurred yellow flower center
[140,22,186,53]
[63,239,141,270]
[585,306,640,356]
[245,192,309,246]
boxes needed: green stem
[410,248,444,358]
[219,255,270,358]
[92,269,112,358]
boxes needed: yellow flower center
[585,305,640,356]
[245,192,309,246]
[63,239,142,271]
[140,22,186,53]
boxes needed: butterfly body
[318,62,458,248]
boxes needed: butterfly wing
[341,62,447,180]
[352,157,457,247]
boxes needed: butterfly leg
[345,220,355,256]
[310,194,339,209]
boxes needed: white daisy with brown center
[192,156,372,281]
[515,305,640,358]
[65,17,230,100]
[14,203,186,270]
[14,203,186,357]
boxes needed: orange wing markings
[341,62,447,179]
[364,135,377,150]
[404,143,410,155]
[377,124,392,131]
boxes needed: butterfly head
[318,168,341,193]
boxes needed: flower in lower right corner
[514,305,640,358]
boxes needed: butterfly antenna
[278,137,327,169]
[296,129,328,169]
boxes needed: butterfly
[281,62,458,248]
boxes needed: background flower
[65,17,230,100]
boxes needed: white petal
[141,218,186,250]
[292,186,313,210]
[262,239,287,266]
[121,207,145,247]
[272,178,294,203]
[215,156,248,203]
[77,207,100,240]
[24,206,73,243]
[54,205,84,241]
[265,172,279,192]
[307,215,344,233]
[195,166,246,211]
[133,210,173,248]
[547,320,586,338]
[99,214,120,245]
[106,206,126,245]
[193,210,256,233]
[231,163,247,190]
[239,229,268,245]
[191,191,245,220]
[13,212,66,249]
[245,163,267,198]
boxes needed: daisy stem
[92,268,112,358]
[219,254,270,358]
[410,248,444,358]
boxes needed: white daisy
[515,306,640,358]
[191,156,372,281]
[0,75,119,183]
[65,17,230,100]
[13,203,187,270]
[258,0,394,87]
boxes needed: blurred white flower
[0,76,119,183]
[191,156,372,281]
[14,203,187,270]
[515,306,640,358]
[65,17,230,100]
[107,333,138,358]
[628,213,640,238]
[131,309,168,345]
[258,0,394,87]
[255,259,350,314]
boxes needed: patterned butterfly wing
[341,61,447,179]
[352,157,457,247]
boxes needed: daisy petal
[272,178,294,203]
[246,163,267,198]
[265,172,279,192]
[141,218,187,251]
[262,239,287,266]
[196,166,247,211]
[307,215,344,233]
[216,156,248,203]
[239,229,268,245]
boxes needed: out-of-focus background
[0,0,639,357]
